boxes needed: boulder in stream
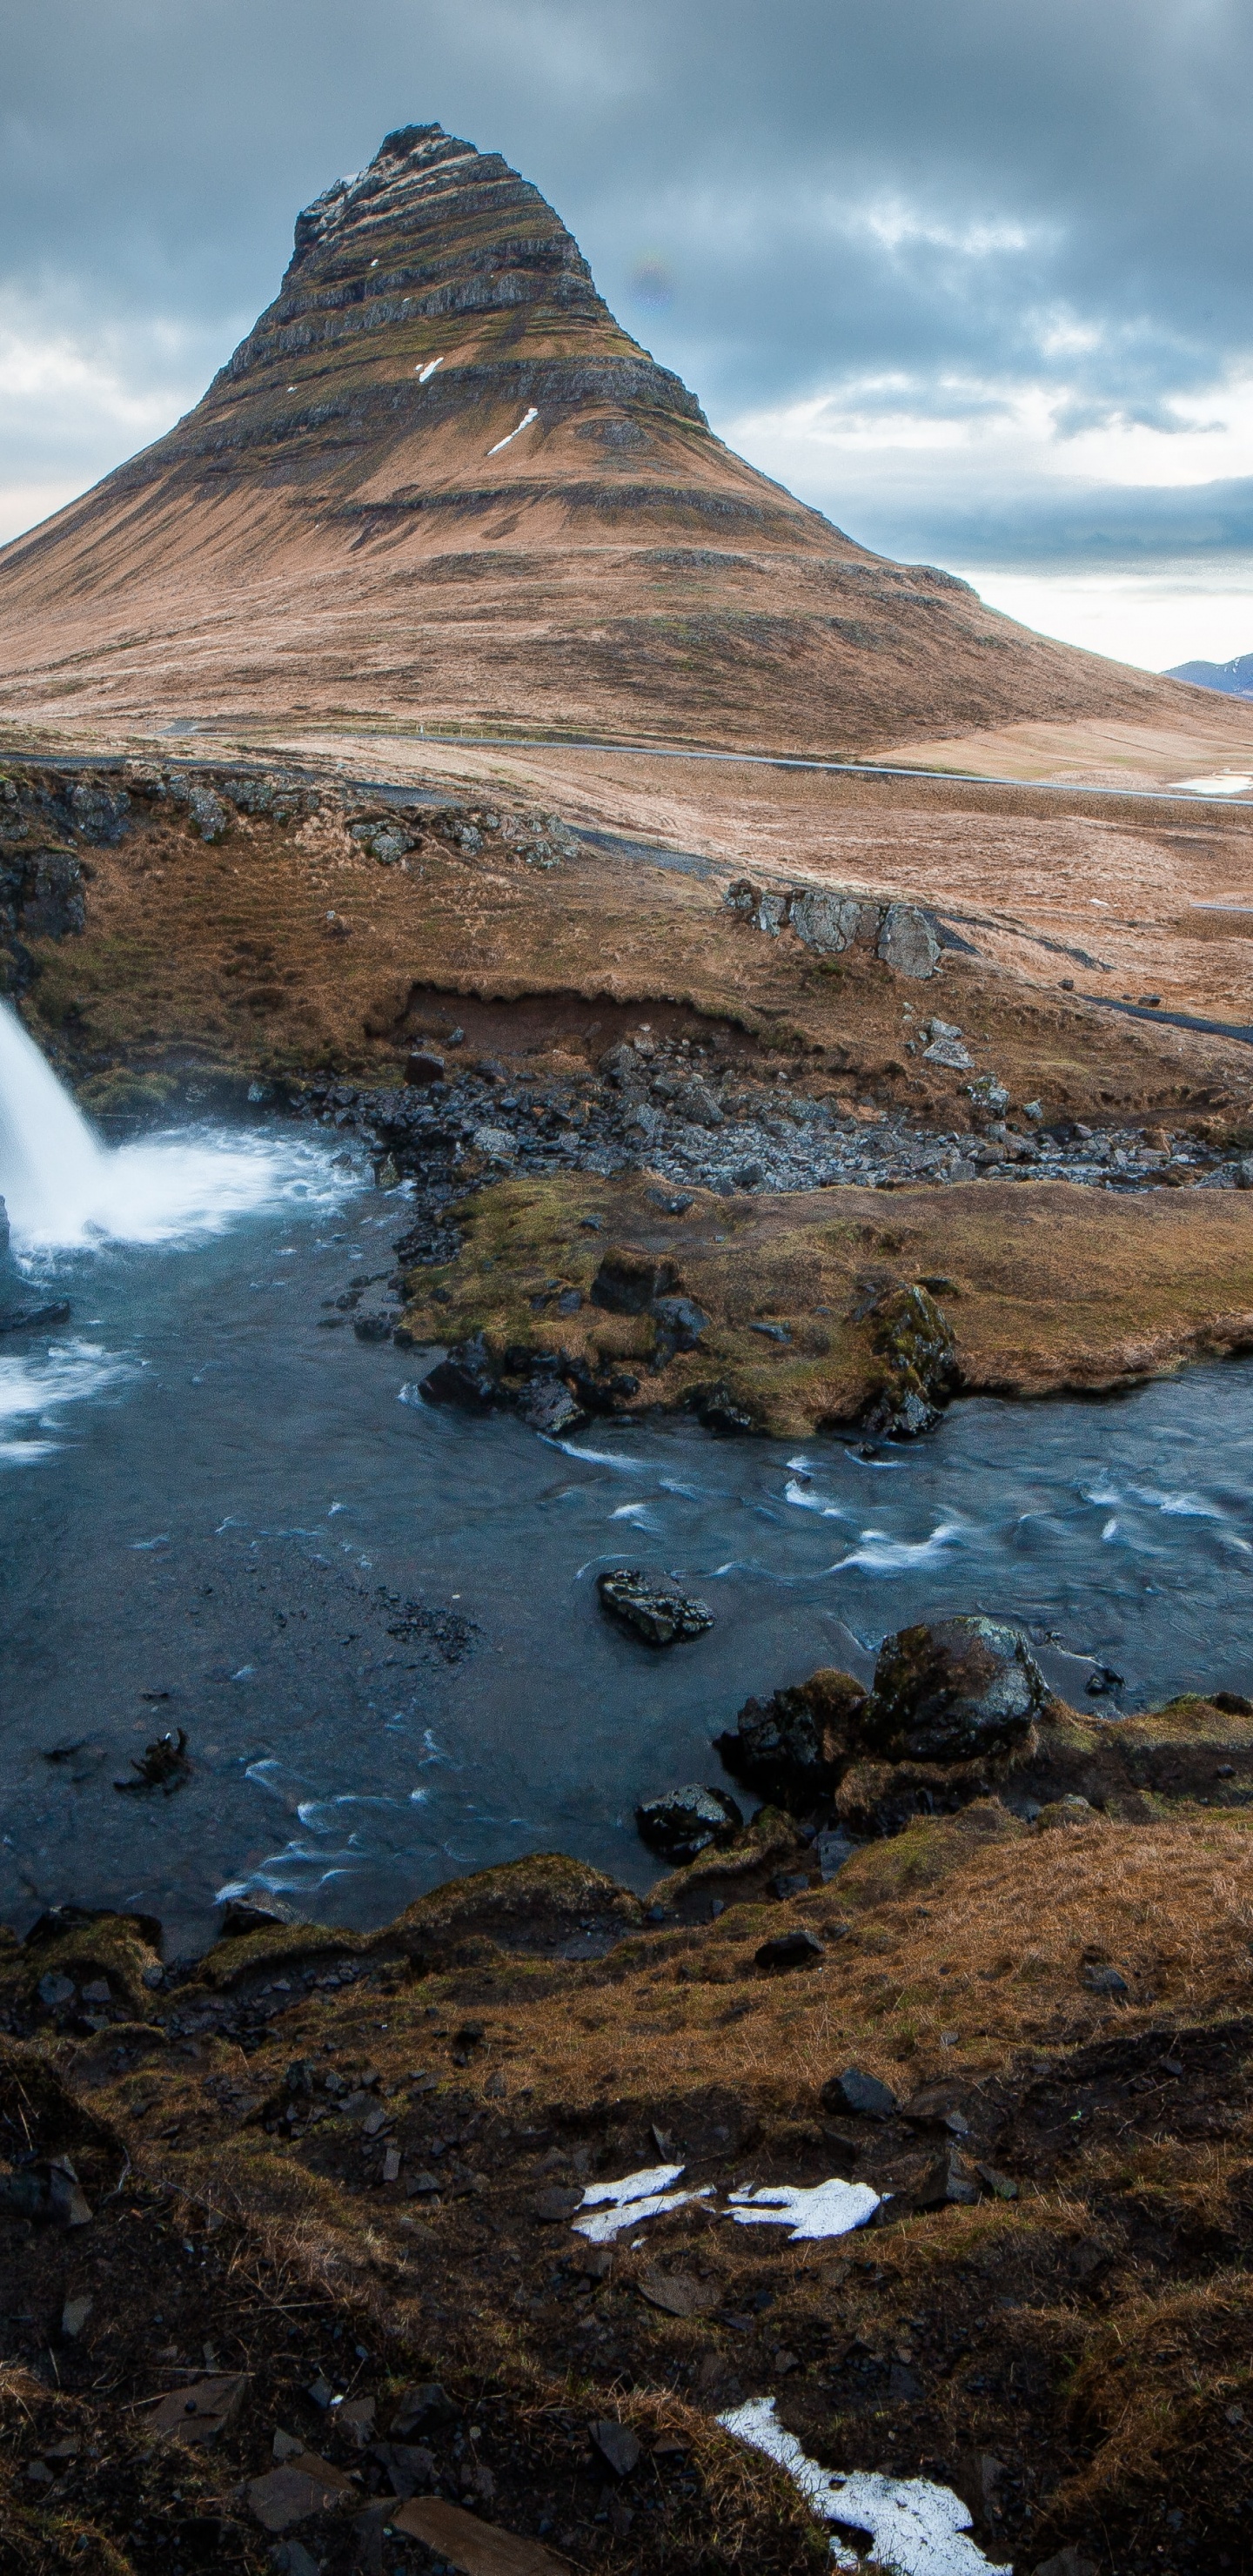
[419,1336,499,1410]
[860,1615,1046,1763]
[636,1783,742,1861]
[598,1566,714,1647]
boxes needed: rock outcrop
[0,124,1216,752]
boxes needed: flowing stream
[1,1003,1252,1956]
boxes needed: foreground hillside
[0,122,1237,757]
[1,1654,1250,2576]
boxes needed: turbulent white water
[0,1002,349,1255]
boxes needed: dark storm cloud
[3,0,1252,570]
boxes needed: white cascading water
[0,999,346,1255]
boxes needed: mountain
[0,122,1221,753]
[1166,653,1253,698]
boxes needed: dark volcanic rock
[691,1381,754,1435]
[0,1298,72,1334]
[635,1783,742,1862]
[859,1281,959,1439]
[821,2067,900,2121]
[597,1566,714,1647]
[651,1293,708,1357]
[590,1252,679,1314]
[717,1666,868,1809]
[754,1926,824,1972]
[419,1336,499,1410]
[516,1377,586,1437]
[861,1614,1046,1762]
[913,2143,981,2208]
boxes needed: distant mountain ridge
[1166,653,1253,699]
[0,120,1236,750]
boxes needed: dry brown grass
[399,1159,1253,1431]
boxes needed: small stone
[1082,1963,1130,1998]
[590,2418,641,2478]
[636,2267,720,2318]
[816,1829,856,1879]
[419,1336,498,1411]
[921,1034,973,1070]
[406,1050,445,1087]
[391,2382,459,2438]
[821,2068,899,2122]
[770,1870,813,1901]
[151,2372,248,2446]
[336,2396,376,2448]
[471,1125,518,1163]
[80,1976,111,2005]
[37,1971,76,2011]
[273,2430,305,2461]
[383,2148,401,2183]
[914,2144,980,2208]
[270,2543,321,2576]
[247,2452,352,2532]
[393,2498,571,2573]
[754,1927,824,1973]
[47,2158,92,2227]
[60,2294,92,2339]
[976,2164,1019,2201]
[370,2438,436,2499]
[1036,1794,1099,1829]
[1030,2553,1097,2576]
[532,2186,583,2224]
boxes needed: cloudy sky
[4,0,1253,670]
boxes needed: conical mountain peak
[0,126,1198,750]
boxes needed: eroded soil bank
[0,1669,1250,2576]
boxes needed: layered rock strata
[0,124,1227,750]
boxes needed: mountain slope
[0,122,1229,753]
[1166,652,1253,698]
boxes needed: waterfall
[0,1000,352,1256]
[0,1003,107,1244]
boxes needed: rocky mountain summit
[0,123,1220,750]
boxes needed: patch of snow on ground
[573,2163,712,2243]
[718,2397,1012,2576]
[487,406,539,454]
[726,2178,881,2239]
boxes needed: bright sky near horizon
[3,0,1253,675]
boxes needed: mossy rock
[390,1853,644,1955]
[0,1909,164,2025]
[77,1066,181,1124]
